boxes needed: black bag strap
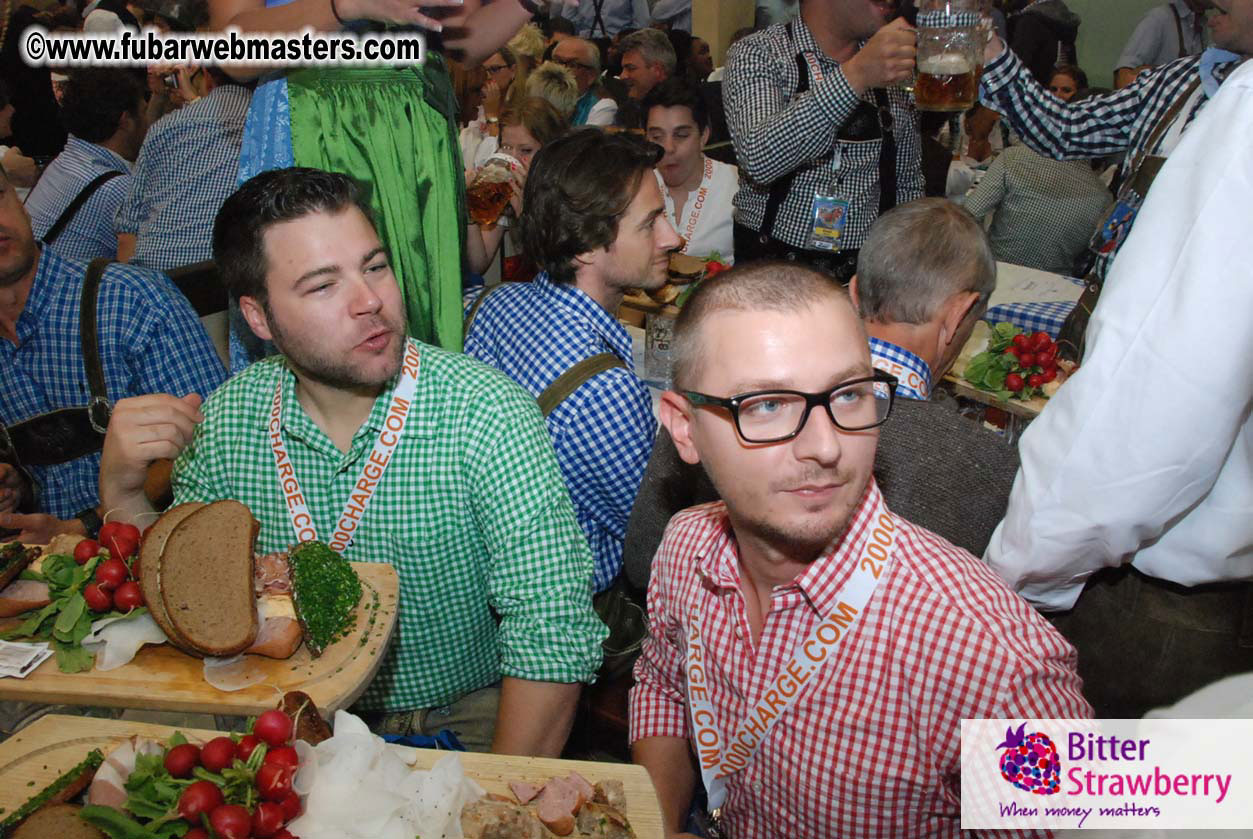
[1170,4,1186,59]
[871,87,899,215]
[537,353,627,417]
[759,21,810,244]
[81,258,112,433]
[42,171,124,246]
[589,0,608,40]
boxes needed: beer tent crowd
[1,0,1252,836]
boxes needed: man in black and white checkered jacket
[723,0,924,283]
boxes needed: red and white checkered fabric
[629,480,1093,838]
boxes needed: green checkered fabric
[172,340,607,711]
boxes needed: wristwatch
[75,507,103,539]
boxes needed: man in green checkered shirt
[98,168,606,755]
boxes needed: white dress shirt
[984,60,1253,611]
[661,156,738,262]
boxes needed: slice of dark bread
[160,500,259,657]
[288,541,361,657]
[139,502,205,654]
[10,805,105,839]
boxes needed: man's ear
[239,295,274,342]
[939,290,982,347]
[700,124,711,147]
[848,273,861,311]
[660,390,702,466]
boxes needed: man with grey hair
[628,258,1089,839]
[850,198,995,401]
[552,37,618,126]
[618,28,676,101]
[524,61,580,119]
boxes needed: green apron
[286,57,466,351]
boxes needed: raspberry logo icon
[996,722,1061,795]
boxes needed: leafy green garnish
[1,554,148,672]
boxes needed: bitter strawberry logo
[996,722,1061,795]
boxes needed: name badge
[807,189,850,252]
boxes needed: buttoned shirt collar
[65,134,131,175]
[535,272,635,365]
[692,481,885,619]
[869,335,933,400]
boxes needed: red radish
[73,539,101,565]
[94,558,128,591]
[163,743,201,778]
[83,583,112,612]
[177,781,223,821]
[278,793,301,822]
[209,804,253,839]
[200,736,237,773]
[184,830,210,839]
[252,801,285,838]
[236,734,262,761]
[256,763,294,801]
[253,710,293,747]
[113,581,144,611]
[106,533,139,563]
[263,746,299,770]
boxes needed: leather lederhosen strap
[1057,79,1203,361]
[41,171,124,246]
[747,21,898,276]
[0,258,113,469]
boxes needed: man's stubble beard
[264,302,406,391]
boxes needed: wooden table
[0,563,398,716]
[0,715,665,839]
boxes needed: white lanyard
[680,157,714,252]
[268,340,421,555]
[686,497,898,811]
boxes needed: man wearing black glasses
[552,37,619,127]
[628,260,1089,839]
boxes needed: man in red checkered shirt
[628,260,1092,839]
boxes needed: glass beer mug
[466,152,522,229]
[914,0,982,112]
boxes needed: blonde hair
[524,62,579,119]
[508,22,546,63]
[500,96,570,148]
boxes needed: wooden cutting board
[0,715,665,839]
[0,563,398,716]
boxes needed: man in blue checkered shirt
[0,164,226,542]
[977,8,1250,284]
[463,129,679,593]
[25,70,146,262]
[851,199,994,403]
[116,70,251,272]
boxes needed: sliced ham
[254,552,292,596]
[0,579,51,617]
[566,771,595,802]
[245,614,302,659]
[508,780,543,805]
[535,777,584,836]
[88,737,163,809]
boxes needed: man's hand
[0,463,27,515]
[333,0,463,31]
[1,148,39,188]
[99,394,203,522]
[984,31,1006,66]
[0,512,85,544]
[844,17,916,94]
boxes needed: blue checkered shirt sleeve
[552,367,656,593]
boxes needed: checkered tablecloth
[983,276,1085,339]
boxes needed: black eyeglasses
[553,57,596,72]
[682,371,897,443]
[484,64,510,75]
